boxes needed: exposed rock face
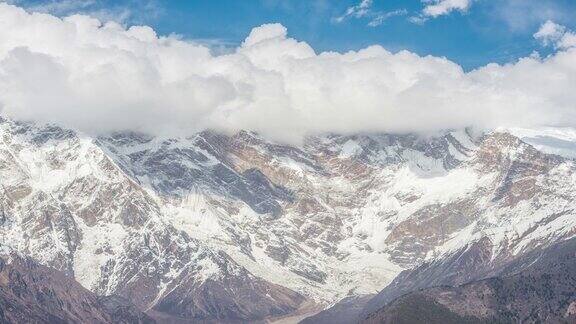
[0,246,153,324]
[2,115,576,321]
[361,237,576,324]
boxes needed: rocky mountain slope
[1,115,576,321]
[0,118,306,322]
[300,295,374,324]
[361,237,576,323]
[0,245,154,323]
[306,228,576,324]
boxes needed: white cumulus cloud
[0,3,575,144]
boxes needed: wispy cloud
[410,0,474,24]
[367,9,407,27]
[9,0,98,16]
[534,20,576,50]
[5,0,162,24]
[334,0,406,27]
[334,0,373,23]
[495,0,569,33]
[422,0,472,18]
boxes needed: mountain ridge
[1,116,576,322]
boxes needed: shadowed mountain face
[0,247,154,324]
[1,116,576,322]
[361,237,576,324]
[306,238,576,324]
[300,295,375,324]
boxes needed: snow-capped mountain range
[1,116,576,322]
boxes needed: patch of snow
[339,140,363,159]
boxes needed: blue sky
[8,0,576,70]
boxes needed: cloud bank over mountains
[0,3,575,143]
